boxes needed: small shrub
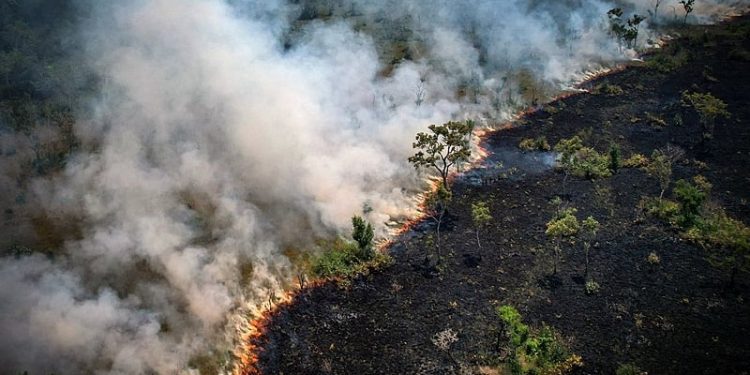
[498,305,530,348]
[546,207,581,274]
[622,153,648,168]
[519,136,551,151]
[569,147,612,179]
[585,280,601,295]
[553,136,612,179]
[640,196,680,225]
[673,178,707,227]
[646,49,689,73]
[497,305,582,375]
[311,238,391,279]
[595,83,624,96]
[684,207,750,286]
[311,240,360,278]
[681,91,730,138]
[647,252,661,265]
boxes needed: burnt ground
[253,17,750,375]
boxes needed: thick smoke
[0,0,745,373]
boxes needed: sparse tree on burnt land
[546,207,581,275]
[682,91,731,140]
[581,216,600,280]
[471,200,492,250]
[645,145,684,201]
[409,120,474,192]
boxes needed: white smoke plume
[0,0,744,373]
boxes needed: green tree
[609,143,621,173]
[701,212,750,287]
[608,9,644,49]
[351,215,374,260]
[624,14,646,49]
[581,216,600,280]
[545,207,581,275]
[471,200,492,249]
[608,8,627,50]
[554,135,584,192]
[673,179,707,227]
[409,120,474,191]
[644,145,684,201]
[682,91,731,140]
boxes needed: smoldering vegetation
[0,0,745,373]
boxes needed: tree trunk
[476,228,481,250]
[553,243,559,275]
[435,209,444,264]
[584,244,590,280]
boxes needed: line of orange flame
[230,64,626,375]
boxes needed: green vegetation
[409,120,474,190]
[497,305,583,375]
[608,143,621,173]
[673,178,707,226]
[646,40,692,73]
[554,136,612,180]
[471,200,492,250]
[311,237,391,280]
[519,136,551,152]
[643,146,684,200]
[352,215,375,260]
[607,8,645,49]
[584,280,600,295]
[689,209,750,286]
[311,238,363,278]
[311,217,390,280]
[642,175,750,286]
[681,91,730,139]
[622,153,649,168]
[546,207,580,275]
[593,83,624,96]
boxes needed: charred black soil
[253,17,750,375]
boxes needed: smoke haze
[0,0,745,373]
